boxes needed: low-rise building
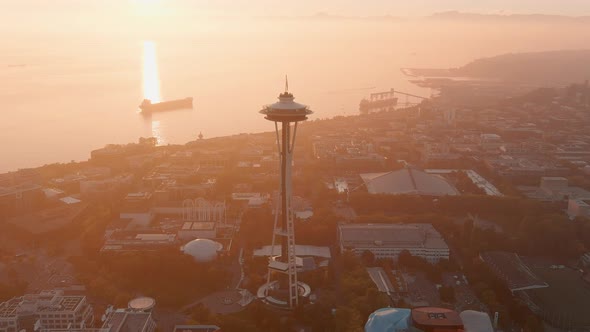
[178,222,217,240]
[0,290,93,332]
[520,177,590,202]
[80,174,133,197]
[568,198,590,219]
[0,183,45,217]
[101,232,177,252]
[338,223,449,264]
[173,325,221,332]
[101,309,156,332]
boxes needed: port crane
[392,90,430,108]
[359,88,430,114]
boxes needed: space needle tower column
[260,78,312,308]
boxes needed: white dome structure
[128,297,156,312]
[182,239,222,263]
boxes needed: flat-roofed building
[101,309,155,332]
[338,223,449,264]
[0,183,45,217]
[178,222,217,240]
[231,192,269,209]
[80,174,133,197]
[411,307,464,332]
[520,177,590,202]
[173,325,220,332]
[101,232,177,252]
[479,251,548,292]
[0,290,93,332]
[568,197,590,219]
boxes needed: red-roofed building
[411,307,464,332]
[173,325,221,332]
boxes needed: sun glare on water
[142,40,161,103]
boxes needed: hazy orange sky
[3,0,590,17]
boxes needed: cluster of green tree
[55,203,230,308]
[185,301,298,332]
[438,285,455,303]
[26,205,113,257]
[461,257,544,332]
[466,159,522,196]
[69,249,230,308]
[239,187,589,260]
[35,161,89,182]
[235,208,275,250]
[446,171,487,195]
[350,193,560,219]
[0,219,36,252]
[295,207,339,246]
[206,252,387,332]
[238,201,341,249]
[0,280,28,302]
[421,156,478,171]
[297,252,389,332]
[436,218,548,331]
[397,251,455,284]
[348,193,589,330]
[449,213,590,259]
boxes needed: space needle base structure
[256,79,312,309]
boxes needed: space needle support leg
[289,121,299,307]
[290,122,298,153]
[280,121,289,263]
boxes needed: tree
[361,250,375,266]
[439,286,455,303]
[334,306,363,332]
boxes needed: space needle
[258,77,312,308]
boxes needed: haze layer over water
[1,11,589,171]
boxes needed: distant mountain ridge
[261,11,590,23]
[258,12,403,21]
[431,11,590,22]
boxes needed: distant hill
[431,11,590,23]
[450,50,590,85]
[259,12,403,21]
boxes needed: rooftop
[411,307,463,328]
[361,167,459,196]
[181,222,216,231]
[0,183,42,197]
[254,245,331,258]
[173,325,221,332]
[260,87,312,122]
[104,310,153,332]
[339,223,448,250]
[480,251,548,292]
[0,291,85,318]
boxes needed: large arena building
[360,167,459,196]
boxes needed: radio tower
[259,77,312,308]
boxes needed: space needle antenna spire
[285,75,289,93]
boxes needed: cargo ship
[139,97,193,113]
